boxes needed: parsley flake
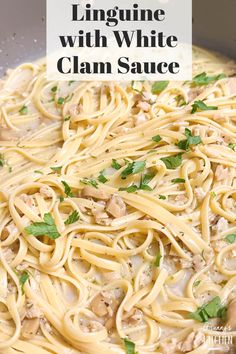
[161,154,183,170]
[19,271,29,295]
[50,166,62,173]
[189,296,226,323]
[98,172,108,184]
[111,159,122,170]
[121,161,146,179]
[152,81,169,94]
[154,251,162,267]
[229,143,236,151]
[177,128,202,151]
[124,338,135,354]
[225,234,236,244]
[171,178,185,184]
[152,135,162,143]
[191,100,218,114]
[62,181,74,197]
[192,72,226,86]
[64,211,80,225]
[25,213,61,240]
[0,154,5,167]
[19,105,28,115]
[81,178,98,189]
[51,86,57,93]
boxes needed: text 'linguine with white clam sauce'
[0,46,236,354]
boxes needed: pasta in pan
[0,46,236,354]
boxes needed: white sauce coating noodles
[0,47,236,354]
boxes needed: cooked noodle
[0,47,236,354]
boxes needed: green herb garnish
[50,166,62,173]
[119,185,139,193]
[111,159,122,170]
[34,170,43,175]
[19,105,28,115]
[25,213,61,240]
[175,95,186,107]
[51,86,57,93]
[228,143,236,151]
[192,72,226,86]
[64,210,80,225]
[159,195,166,200]
[152,135,162,143]
[161,154,183,170]
[177,128,202,151]
[171,178,185,184]
[154,251,162,267]
[0,154,5,167]
[98,172,108,184]
[119,173,154,193]
[57,97,65,105]
[64,115,71,121]
[225,234,236,244]
[189,296,226,323]
[191,100,218,114]
[193,280,201,287]
[62,181,74,197]
[80,178,98,189]
[124,338,135,354]
[152,81,169,94]
[19,271,29,295]
[121,161,146,179]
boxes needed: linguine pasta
[0,47,236,354]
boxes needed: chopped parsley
[34,170,43,175]
[25,213,61,240]
[175,95,186,107]
[57,97,65,105]
[154,251,162,267]
[64,210,80,225]
[51,86,57,93]
[159,195,166,200]
[81,178,98,189]
[193,280,201,287]
[192,72,226,86]
[123,338,135,354]
[228,143,236,151]
[177,128,202,151]
[68,80,75,86]
[19,105,28,115]
[62,181,74,197]
[19,271,29,295]
[152,81,169,94]
[188,296,226,323]
[152,135,162,143]
[161,154,183,170]
[111,159,122,170]
[64,115,71,121]
[57,94,73,106]
[50,166,62,173]
[119,185,139,193]
[211,191,217,198]
[171,178,185,184]
[191,100,218,114]
[225,234,236,244]
[119,173,154,193]
[0,154,5,167]
[121,161,146,179]
[98,172,108,184]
